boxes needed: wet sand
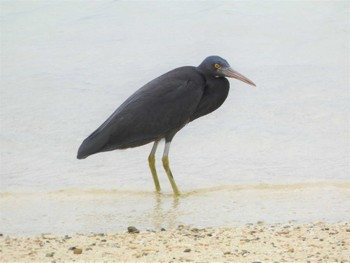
[1,222,349,262]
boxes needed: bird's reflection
[149,192,180,230]
[145,186,231,230]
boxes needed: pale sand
[1,222,349,262]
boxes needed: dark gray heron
[77,56,256,195]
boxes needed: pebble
[45,252,54,257]
[128,244,137,249]
[73,248,83,254]
[184,248,191,253]
[142,247,156,252]
[127,226,140,234]
[42,234,56,240]
[277,231,290,235]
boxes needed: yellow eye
[214,63,221,69]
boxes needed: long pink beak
[222,67,256,87]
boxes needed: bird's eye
[214,63,221,69]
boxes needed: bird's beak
[221,67,256,87]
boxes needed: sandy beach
[1,222,349,262]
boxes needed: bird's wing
[190,77,230,122]
[78,67,205,157]
[107,74,205,148]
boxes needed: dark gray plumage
[77,56,256,194]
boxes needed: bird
[77,56,256,195]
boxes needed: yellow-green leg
[162,141,180,195]
[148,141,161,192]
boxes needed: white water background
[1,1,349,235]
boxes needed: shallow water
[1,182,349,235]
[1,1,349,234]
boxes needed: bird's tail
[77,130,109,159]
[77,142,90,159]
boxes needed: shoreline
[1,183,349,236]
[1,222,349,262]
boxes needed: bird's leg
[162,141,180,195]
[148,141,161,192]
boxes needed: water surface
[1,1,349,234]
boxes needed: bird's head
[198,56,256,86]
